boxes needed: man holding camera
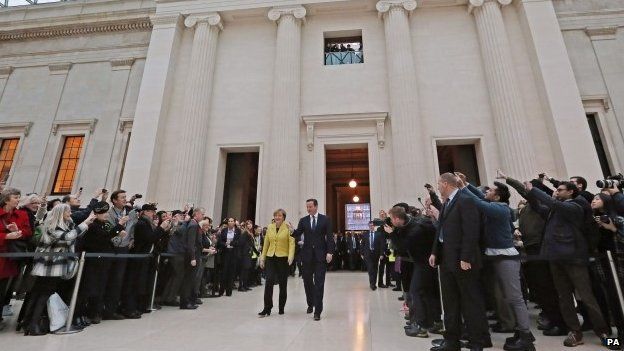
[525,181,609,347]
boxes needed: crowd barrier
[1,251,623,335]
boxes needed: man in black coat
[429,173,490,351]
[179,208,204,309]
[360,221,384,290]
[292,198,335,321]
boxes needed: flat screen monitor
[345,203,371,231]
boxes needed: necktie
[312,216,316,230]
[439,198,450,242]
[370,232,374,250]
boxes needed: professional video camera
[596,173,624,190]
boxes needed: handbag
[2,218,33,257]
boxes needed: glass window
[324,35,364,66]
[0,138,19,185]
[52,135,84,195]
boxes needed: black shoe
[464,340,493,349]
[162,300,179,307]
[245,288,252,291]
[388,283,396,287]
[370,285,377,291]
[379,284,388,288]
[307,306,313,314]
[430,340,461,351]
[392,287,402,291]
[90,315,102,324]
[195,299,203,305]
[258,309,271,318]
[429,321,445,334]
[542,325,568,336]
[24,324,47,336]
[238,288,245,292]
[398,296,405,301]
[405,324,429,338]
[314,314,321,321]
[180,304,198,310]
[102,313,125,320]
[491,323,514,333]
[123,312,142,319]
[503,331,536,351]
[278,308,284,315]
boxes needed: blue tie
[370,232,374,250]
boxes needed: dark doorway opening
[437,144,481,186]
[586,113,612,178]
[325,146,370,233]
[221,152,259,223]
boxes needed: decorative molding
[267,6,307,22]
[184,13,223,30]
[468,0,511,13]
[0,18,152,42]
[584,26,619,40]
[51,119,98,135]
[0,66,13,79]
[110,58,135,71]
[0,122,33,137]
[302,112,388,150]
[149,14,182,28]
[48,62,72,75]
[376,0,417,16]
[118,118,134,132]
[582,94,611,111]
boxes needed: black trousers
[121,257,150,314]
[162,256,185,303]
[84,258,113,317]
[302,258,327,314]
[440,265,490,348]
[365,253,379,287]
[410,262,441,328]
[400,259,414,293]
[378,256,390,286]
[21,276,61,329]
[179,262,198,307]
[104,250,128,316]
[220,250,236,295]
[522,245,565,328]
[263,256,289,311]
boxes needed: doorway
[220,152,259,223]
[325,146,370,233]
[436,144,481,186]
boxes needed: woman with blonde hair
[258,209,295,317]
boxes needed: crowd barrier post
[437,266,445,332]
[56,251,85,334]
[149,254,160,311]
[607,250,624,319]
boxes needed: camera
[596,173,624,189]
[134,194,143,199]
[538,173,546,179]
[595,215,611,224]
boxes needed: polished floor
[1,272,606,351]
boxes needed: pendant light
[348,149,357,188]
[353,194,360,203]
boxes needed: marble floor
[0,272,606,351]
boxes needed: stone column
[376,0,427,203]
[264,6,306,219]
[170,13,223,206]
[469,0,535,180]
[122,14,182,200]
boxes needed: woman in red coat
[0,187,32,328]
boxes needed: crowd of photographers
[0,187,267,335]
[369,170,624,351]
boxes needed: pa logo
[605,337,621,347]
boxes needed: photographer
[591,193,624,349]
[599,174,624,215]
[385,205,439,338]
[62,188,105,225]
[525,180,609,347]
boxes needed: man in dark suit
[428,173,490,351]
[361,221,384,290]
[179,208,204,309]
[292,198,335,321]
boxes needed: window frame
[50,135,86,195]
[0,122,31,187]
[582,97,620,176]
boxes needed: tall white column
[264,6,306,220]
[170,13,223,206]
[469,0,535,180]
[122,14,182,200]
[377,0,427,204]
[517,0,603,182]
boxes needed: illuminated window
[52,136,84,195]
[0,138,19,185]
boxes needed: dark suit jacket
[360,230,384,257]
[293,213,335,262]
[431,189,482,271]
[217,227,241,255]
[185,219,203,262]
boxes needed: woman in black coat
[238,220,259,292]
[217,218,241,296]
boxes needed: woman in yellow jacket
[258,209,295,317]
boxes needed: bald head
[437,173,459,198]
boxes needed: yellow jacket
[261,223,295,261]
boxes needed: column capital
[376,0,417,15]
[184,12,223,30]
[468,0,512,13]
[267,6,306,22]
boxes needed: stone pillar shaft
[471,0,535,180]
[171,14,222,206]
[265,7,305,218]
[377,0,426,203]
